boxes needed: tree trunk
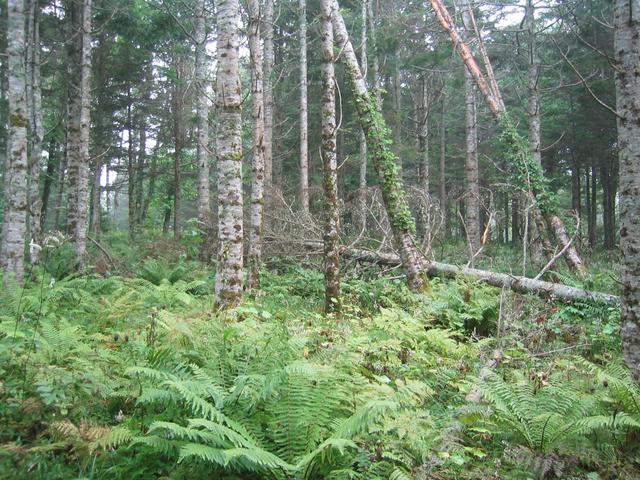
[26,0,43,263]
[439,97,447,238]
[330,0,427,292]
[392,49,402,163]
[40,139,57,231]
[589,163,597,248]
[247,0,266,289]
[195,0,211,232]
[601,156,617,250]
[66,0,92,267]
[126,86,136,238]
[215,0,244,308]
[320,0,341,313]
[614,0,640,378]
[172,57,185,241]
[1,0,29,282]
[356,0,369,232]
[418,76,430,195]
[90,155,101,236]
[262,0,274,189]
[461,0,480,257]
[526,0,542,167]
[54,143,67,231]
[298,0,309,213]
[302,242,617,305]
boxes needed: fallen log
[302,241,618,305]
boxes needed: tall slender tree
[299,0,309,213]
[215,0,244,308]
[66,0,92,266]
[321,0,340,312]
[195,0,211,235]
[247,0,266,289]
[262,0,274,188]
[460,0,480,256]
[1,0,29,282]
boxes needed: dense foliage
[0,235,636,479]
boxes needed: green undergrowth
[0,245,636,479]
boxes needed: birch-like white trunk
[195,0,211,231]
[215,0,244,308]
[299,0,309,213]
[1,0,29,282]
[418,76,429,194]
[615,0,640,378]
[262,0,274,188]
[66,0,92,267]
[320,0,340,312]
[247,0,265,289]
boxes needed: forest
[0,0,639,478]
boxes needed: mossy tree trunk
[330,0,427,292]
[321,0,341,312]
[614,0,640,378]
[215,0,244,308]
[1,0,29,282]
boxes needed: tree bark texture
[247,0,266,289]
[299,0,309,213]
[215,0,244,308]
[66,0,92,267]
[195,0,211,231]
[614,0,640,378]
[1,0,29,282]
[262,0,274,188]
[357,0,369,232]
[330,0,427,292]
[460,0,480,257]
[320,0,341,313]
[27,0,43,263]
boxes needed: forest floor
[0,232,638,480]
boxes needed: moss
[10,113,27,128]
[351,90,417,235]
[496,114,559,216]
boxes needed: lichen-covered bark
[321,0,341,313]
[195,0,211,233]
[330,0,426,292]
[26,0,43,264]
[215,0,244,308]
[460,0,480,257]
[262,0,274,188]
[418,76,430,195]
[247,0,265,289]
[299,0,309,213]
[1,0,29,282]
[171,57,186,241]
[357,0,369,231]
[615,0,640,378]
[66,0,92,267]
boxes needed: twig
[87,236,117,270]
